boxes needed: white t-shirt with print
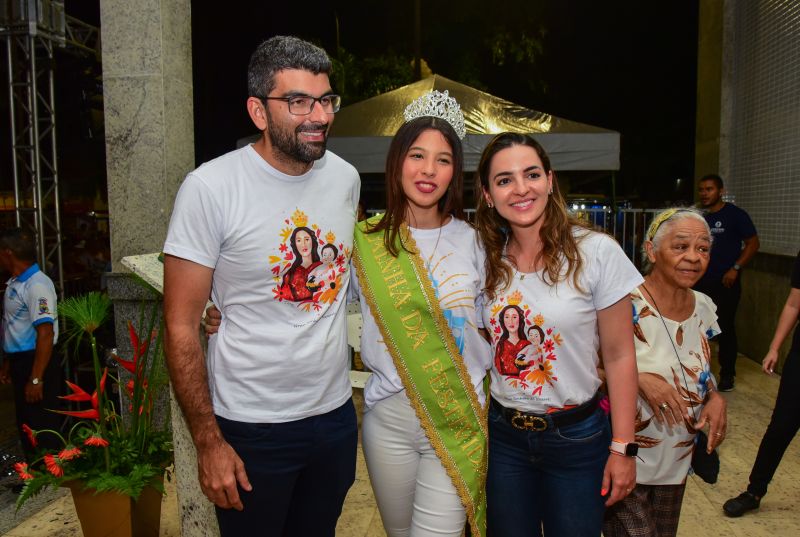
[631,288,720,485]
[164,144,360,423]
[356,218,491,408]
[482,230,643,413]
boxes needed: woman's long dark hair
[474,133,588,300]
[367,116,464,256]
[498,304,526,342]
[288,226,319,270]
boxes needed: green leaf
[59,292,112,338]
[15,476,56,511]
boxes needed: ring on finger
[660,402,669,411]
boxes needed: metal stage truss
[1,1,99,295]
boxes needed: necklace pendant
[519,273,525,280]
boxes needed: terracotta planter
[66,480,163,537]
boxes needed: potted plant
[14,292,173,537]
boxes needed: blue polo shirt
[2,263,59,353]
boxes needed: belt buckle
[510,411,547,431]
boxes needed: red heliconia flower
[44,454,64,477]
[21,424,37,447]
[60,380,92,402]
[57,368,107,422]
[128,403,147,415]
[114,321,152,376]
[125,377,150,398]
[59,407,100,420]
[14,462,34,480]
[58,446,82,461]
[84,434,109,447]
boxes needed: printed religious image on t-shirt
[271,208,349,310]
[489,290,563,398]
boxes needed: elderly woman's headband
[646,208,681,242]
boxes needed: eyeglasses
[261,94,341,115]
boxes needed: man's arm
[738,235,760,267]
[25,322,54,403]
[163,254,251,510]
[723,235,760,287]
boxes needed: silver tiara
[403,90,466,139]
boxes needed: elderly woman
[603,208,728,537]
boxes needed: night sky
[191,0,699,204]
[42,1,700,205]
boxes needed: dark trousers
[8,350,63,459]
[695,278,741,379]
[214,398,358,537]
[747,349,800,497]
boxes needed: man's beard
[267,116,328,164]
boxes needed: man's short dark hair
[699,173,724,189]
[0,227,37,262]
[248,36,332,99]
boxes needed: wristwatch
[30,377,41,385]
[733,264,741,271]
[609,439,639,457]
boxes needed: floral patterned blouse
[631,287,720,485]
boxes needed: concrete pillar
[100,1,217,534]
[694,0,725,184]
[100,0,194,270]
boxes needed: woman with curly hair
[475,132,641,536]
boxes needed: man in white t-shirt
[163,36,360,537]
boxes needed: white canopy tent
[326,75,620,172]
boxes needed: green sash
[353,215,487,537]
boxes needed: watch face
[626,443,639,457]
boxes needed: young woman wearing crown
[474,133,641,536]
[352,90,490,537]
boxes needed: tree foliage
[330,46,415,105]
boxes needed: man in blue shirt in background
[694,174,760,391]
[0,227,61,460]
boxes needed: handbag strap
[640,284,699,422]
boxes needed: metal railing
[570,208,662,268]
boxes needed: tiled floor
[3,355,799,536]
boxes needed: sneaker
[718,377,735,392]
[723,491,760,517]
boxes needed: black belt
[491,393,601,432]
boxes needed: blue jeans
[214,398,357,537]
[487,404,610,537]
